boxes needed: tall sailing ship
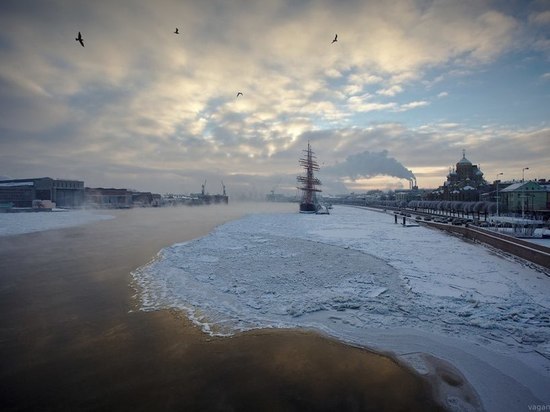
[297,142,322,213]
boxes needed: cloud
[438,122,460,129]
[395,100,430,112]
[347,97,397,113]
[376,85,403,96]
[529,10,550,25]
[0,0,545,196]
[527,7,550,55]
[291,122,550,187]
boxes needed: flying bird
[236,92,243,98]
[174,28,179,34]
[331,34,338,44]
[75,31,84,47]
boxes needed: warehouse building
[0,177,85,208]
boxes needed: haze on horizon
[0,0,549,198]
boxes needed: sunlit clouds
[0,0,548,196]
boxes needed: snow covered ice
[132,206,550,411]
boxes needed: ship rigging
[297,142,322,213]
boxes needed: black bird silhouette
[331,34,338,44]
[174,28,179,34]
[236,92,243,98]
[75,31,84,47]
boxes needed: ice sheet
[132,206,550,411]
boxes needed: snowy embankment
[0,210,114,236]
[132,206,550,411]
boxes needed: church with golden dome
[434,150,488,201]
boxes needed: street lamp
[521,167,529,219]
[496,173,503,217]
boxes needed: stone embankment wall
[425,222,550,269]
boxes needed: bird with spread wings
[75,31,84,47]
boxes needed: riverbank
[0,203,445,411]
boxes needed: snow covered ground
[133,205,550,411]
[0,210,113,236]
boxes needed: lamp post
[496,172,503,217]
[521,167,529,219]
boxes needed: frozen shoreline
[132,205,550,411]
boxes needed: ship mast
[297,141,322,211]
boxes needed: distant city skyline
[0,0,549,197]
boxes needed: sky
[0,0,549,198]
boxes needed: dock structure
[297,142,322,213]
[189,180,228,205]
[164,181,228,206]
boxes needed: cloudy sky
[0,0,549,197]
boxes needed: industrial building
[0,177,85,208]
[84,188,133,208]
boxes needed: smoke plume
[323,150,415,181]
